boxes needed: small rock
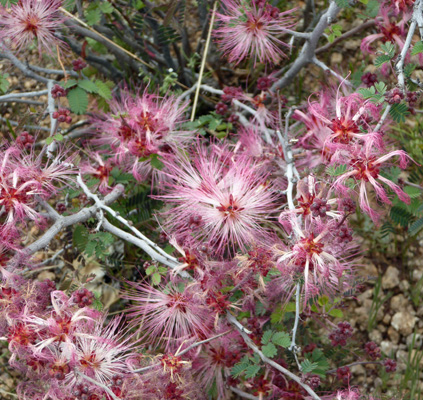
[390,294,409,312]
[382,266,399,289]
[369,329,383,343]
[344,39,361,51]
[399,279,410,291]
[413,269,423,282]
[387,326,400,344]
[331,53,343,65]
[359,262,378,278]
[357,289,373,305]
[380,340,398,356]
[391,311,417,336]
[383,314,392,325]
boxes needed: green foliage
[67,87,89,115]
[145,263,168,286]
[0,0,18,5]
[324,24,342,43]
[389,103,410,123]
[262,342,278,358]
[334,0,349,8]
[374,42,396,68]
[358,0,380,18]
[305,349,330,377]
[357,85,385,103]
[411,41,423,56]
[0,73,10,94]
[326,164,348,176]
[300,359,318,373]
[231,354,261,378]
[45,134,64,145]
[73,225,115,260]
[185,114,233,138]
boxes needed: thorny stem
[227,313,322,400]
[191,1,218,121]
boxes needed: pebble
[391,311,417,336]
[382,266,399,289]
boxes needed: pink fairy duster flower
[69,316,137,387]
[332,146,412,223]
[360,5,406,54]
[80,152,115,195]
[122,281,211,350]
[192,331,243,399]
[302,85,383,160]
[214,0,296,65]
[279,176,340,226]
[274,217,356,301]
[91,87,193,181]
[0,0,66,55]
[158,144,277,254]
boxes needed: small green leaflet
[301,359,319,373]
[67,87,88,115]
[78,79,99,93]
[271,332,291,348]
[411,41,423,56]
[389,103,409,123]
[0,73,10,94]
[335,0,349,8]
[45,134,64,145]
[262,343,278,358]
[325,24,342,43]
[374,54,392,68]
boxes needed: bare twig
[191,1,217,121]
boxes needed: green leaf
[78,79,99,93]
[381,42,396,57]
[411,41,423,56]
[390,205,414,227]
[85,8,102,25]
[95,80,113,100]
[374,82,387,95]
[45,137,54,145]
[301,359,319,373]
[67,87,89,115]
[0,0,18,6]
[151,273,161,286]
[271,305,284,324]
[328,308,344,318]
[85,240,98,257]
[374,54,393,68]
[262,343,278,358]
[364,0,380,17]
[145,265,155,275]
[335,0,349,7]
[244,364,261,379]
[62,79,78,89]
[404,186,422,199]
[409,217,423,236]
[231,357,250,377]
[261,330,274,345]
[389,103,410,123]
[326,164,348,176]
[0,73,10,94]
[98,1,114,13]
[318,295,329,306]
[272,332,291,348]
[73,225,89,251]
[150,154,164,170]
